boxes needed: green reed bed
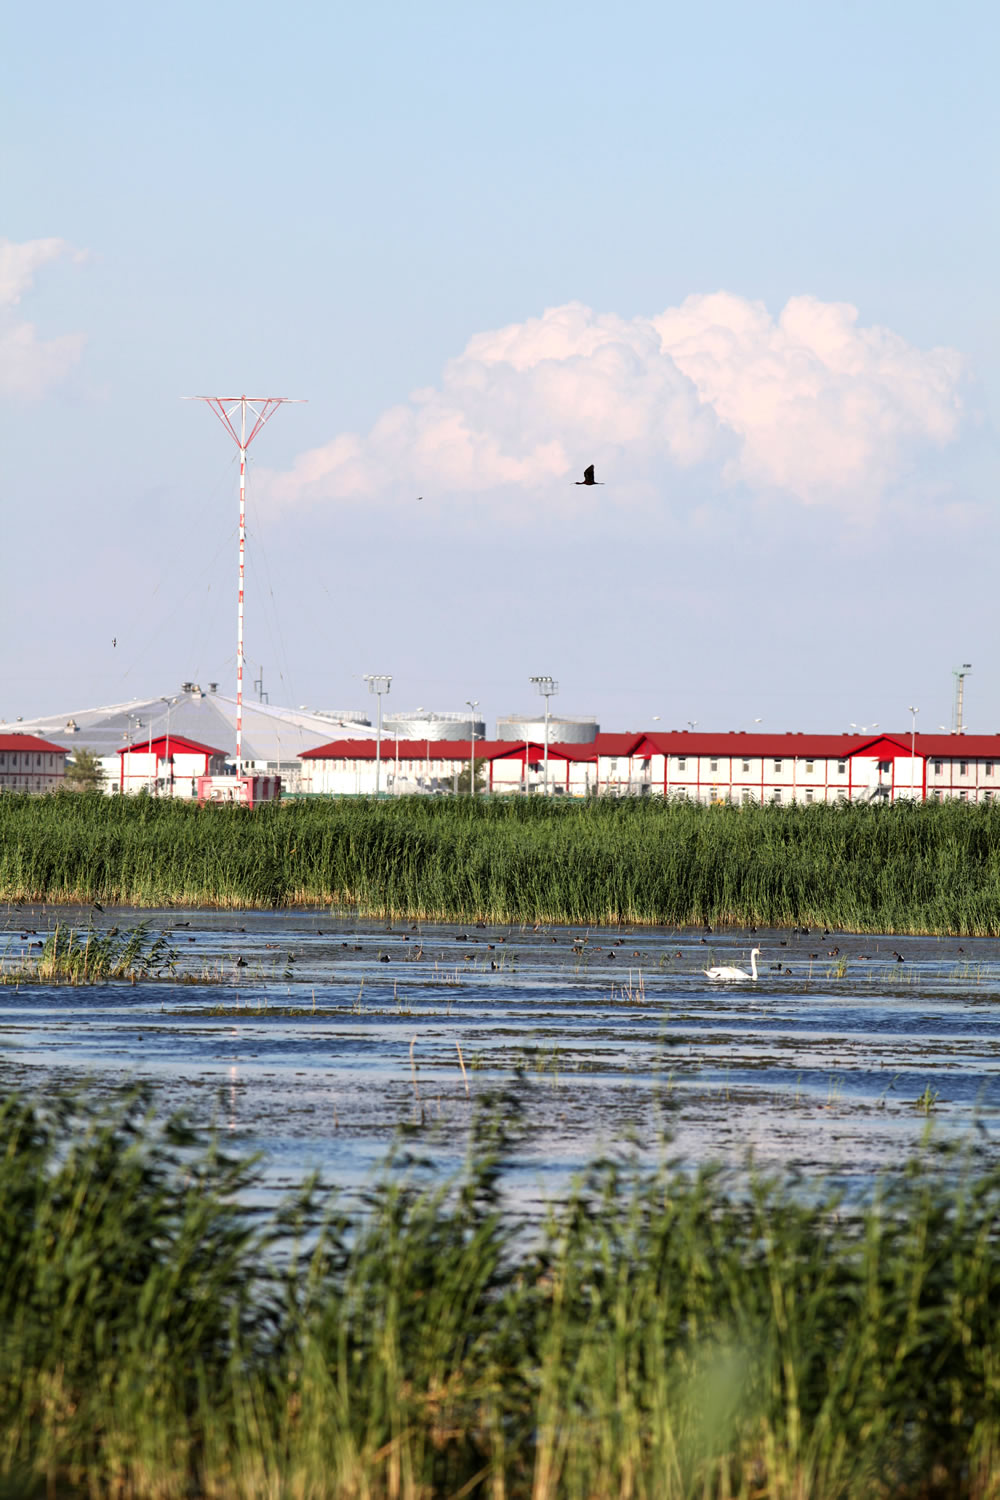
[5,792,1000,931]
[0,921,179,985]
[3,1084,1000,1499]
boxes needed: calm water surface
[3,907,1000,1211]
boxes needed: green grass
[3,1084,1000,1498]
[5,791,1000,931]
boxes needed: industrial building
[8,681,1000,805]
[6,683,374,794]
[0,734,68,792]
[299,730,1000,803]
[117,734,229,798]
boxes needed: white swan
[703,947,761,982]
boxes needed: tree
[455,757,488,795]
[64,748,105,793]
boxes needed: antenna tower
[186,396,304,777]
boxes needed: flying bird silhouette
[575,465,603,486]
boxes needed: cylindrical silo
[496,715,598,743]
[383,710,487,741]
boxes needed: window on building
[878,760,890,774]
[677,757,686,771]
[742,759,750,773]
[773,789,782,803]
[986,762,994,776]
[931,788,941,802]
[960,761,968,776]
[805,788,814,803]
[959,789,968,801]
[710,757,718,772]
[805,760,814,773]
[837,760,846,774]
[934,760,942,774]
[985,789,993,802]
[773,759,782,772]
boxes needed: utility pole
[466,700,479,796]
[365,675,392,797]
[187,395,303,779]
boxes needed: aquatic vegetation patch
[2,1084,1000,1496]
[0,921,180,984]
[5,792,1000,931]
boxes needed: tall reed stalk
[2,1086,1000,1497]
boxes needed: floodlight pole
[953,664,972,736]
[187,395,304,778]
[466,700,479,797]
[365,675,392,797]
[530,676,558,796]
[908,705,919,799]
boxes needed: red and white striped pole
[236,403,247,776]
[187,395,304,786]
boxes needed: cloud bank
[0,237,86,398]
[269,293,965,515]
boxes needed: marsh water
[3,907,1000,1211]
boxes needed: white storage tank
[383,710,487,741]
[497,715,598,744]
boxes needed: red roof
[0,733,69,755]
[300,738,599,763]
[118,734,228,758]
[635,732,906,758]
[593,733,645,756]
[300,730,1000,765]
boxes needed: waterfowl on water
[704,948,761,982]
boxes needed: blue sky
[3,1,998,734]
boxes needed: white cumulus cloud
[267,293,965,514]
[0,237,86,398]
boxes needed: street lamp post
[161,697,174,796]
[529,676,558,796]
[125,714,142,795]
[364,675,392,798]
[466,700,479,797]
[908,705,920,800]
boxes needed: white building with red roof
[299,729,1000,804]
[118,734,229,799]
[0,734,68,793]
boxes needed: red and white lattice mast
[186,396,303,780]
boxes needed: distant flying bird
[575,465,603,486]
[112,638,117,648]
